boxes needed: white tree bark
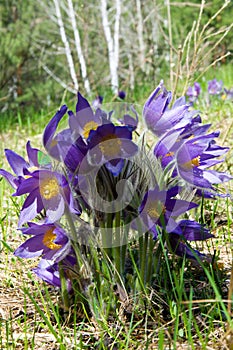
[53,0,79,91]
[100,0,121,93]
[128,52,135,90]
[114,0,121,76]
[67,0,91,95]
[136,0,145,72]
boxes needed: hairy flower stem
[139,231,149,285]
[154,240,163,275]
[100,213,112,258]
[114,210,122,282]
[146,235,155,285]
[120,225,130,279]
[91,244,101,294]
[153,227,165,276]
[64,206,82,266]
[160,229,178,300]
[64,206,92,302]
[59,262,70,314]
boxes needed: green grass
[0,65,233,349]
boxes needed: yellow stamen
[50,139,58,148]
[165,151,174,157]
[99,134,121,157]
[192,156,200,167]
[43,228,62,250]
[83,121,99,138]
[146,202,165,219]
[40,177,60,200]
[24,166,38,179]
[182,156,200,170]
[221,94,227,101]
[147,206,160,219]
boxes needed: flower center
[50,139,58,148]
[40,177,60,200]
[165,151,174,157]
[83,121,99,138]
[99,134,121,157]
[146,201,165,220]
[221,94,226,101]
[42,228,62,250]
[182,156,200,170]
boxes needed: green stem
[100,217,112,259]
[139,235,143,269]
[120,224,129,278]
[137,216,144,270]
[107,212,113,257]
[146,234,155,285]
[59,262,70,314]
[154,240,163,275]
[159,230,178,300]
[114,210,122,281]
[140,231,149,286]
[64,206,91,306]
[64,205,78,242]
[64,206,84,268]
[91,244,101,294]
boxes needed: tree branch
[53,0,78,91]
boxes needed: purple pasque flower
[14,169,79,226]
[175,131,232,189]
[175,219,213,240]
[86,122,138,176]
[42,105,89,173]
[167,220,214,260]
[222,87,233,101]
[143,81,193,136]
[118,90,126,100]
[14,222,71,262]
[33,255,76,290]
[43,104,69,158]
[143,81,171,132]
[43,105,85,170]
[119,105,138,131]
[154,122,232,198]
[42,92,139,178]
[68,92,103,139]
[62,136,89,174]
[0,141,49,190]
[186,82,201,102]
[33,259,62,288]
[139,185,198,235]
[43,96,100,163]
[154,117,211,170]
[92,95,103,109]
[208,78,223,95]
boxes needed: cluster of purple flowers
[186,78,233,103]
[0,81,231,291]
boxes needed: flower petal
[0,169,18,189]
[43,105,68,151]
[14,235,44,258]
[5,149,28,177]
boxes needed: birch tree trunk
[67,0,91,95]
[128,52,135,90]
[114,0,121,78]
[136,0,145,72]
[100,0,121,93]
[53,0,79,91]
